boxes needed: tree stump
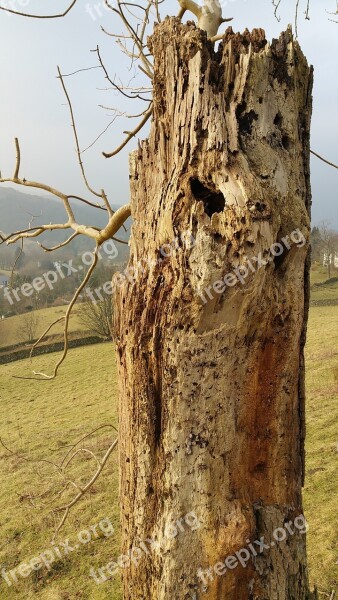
[115,18,313,600]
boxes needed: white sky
[0,0,337,226]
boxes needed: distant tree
[0,289,8,317]
[310,226,322,262]
[13,246,25,269]
[19,312,40,345]
[77,295,113,340]
[319,221,338,278]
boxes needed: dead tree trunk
[115,18,313,600]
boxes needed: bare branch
[272,0,283,21]
[38,232,79,252]
[68,195,107,211]
[4,224,72,246]
[12,233,126,380]
[60,424,118,469]
[97,204,131,242]
[10,238,23,286]
[1,146,131,245]
[31,246,100,380]
[0,0,78,19]
[53,436,118,539]
[62,65,101,77]
[57,67,125,231]
[101,189,114,219]
[1,425,118,539]
[29,317,66,362]
[98,105,150,117]
[139,64,153,79]
[80,114,120,154]
[295,0,300,36]
[13,137,21,179]
[57,66,102,199]
[1,225,42,245]
[305,0,310,19]
[101,27,133,39]
[178,0,233,38]
[272,0,300,34]
[327,0,338,22]
[311,150,338,170]
[95,45,152,101]
[109,0,154,75]
[1,143,75,222]
[0,437,58,469]
[138,0,153,45]
[103,105,152,158]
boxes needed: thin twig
[68,195,107,211]
[39,232,79,252]
[32,246,100,380]
[62,66,101,77]
[60,424,118,468]
[57,66,102,199]
[53,437,118,539]
[101,189,114,219]
[95,45,152,101]
[14,137,21,179]
[81,115,120,153]
[0,0,78,18]
[10,238,23,286]
[0,437,58,469]
[311,150,338,170]
[103,105,152,158]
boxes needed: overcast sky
[0,0,337,227]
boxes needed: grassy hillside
[0,306,86,350]
[0,308,337,598]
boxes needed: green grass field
[0,343,121,600]
[304,306,338,594]
[0,263,335,352]
[0,307,337,598]
[310,263,338,303]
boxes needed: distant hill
[0,186,126,236]
[0,186,130,266]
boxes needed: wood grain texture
[114,18,313,599]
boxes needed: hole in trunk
[274,112,283,127]
[282,135,291,150]
[190,178,225,218]
[236,103,258,135]
[273,232,291,269]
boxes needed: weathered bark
[115,18,313,600]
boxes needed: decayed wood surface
[115,17,313,599]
